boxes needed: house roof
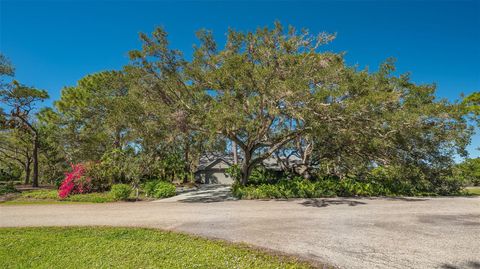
[262,155,302,171]
[196,153,235,171]
[196,153,303,172]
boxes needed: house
[195,153,236,185]
[194,153,303,185]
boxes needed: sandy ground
[0,190,479,269]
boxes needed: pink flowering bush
[58,163,92,199]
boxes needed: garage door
[204,169,234,185]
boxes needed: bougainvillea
[58,163,92,198]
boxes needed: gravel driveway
[1,192,479,269]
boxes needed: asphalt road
[1,194,479,269]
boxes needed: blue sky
[1,0,479,157]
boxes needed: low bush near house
[232,176,463,199]
[143,181,176,198]
[110,184,132,201]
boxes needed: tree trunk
[240,149,253,185]
[32,135,39,187]
[24,161,31,185]
[183,139,190,183]
[232,141,238,165]
[113,129,121,149]
[240,164,251,185]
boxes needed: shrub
[58,164,92,199]
[143,181,176,199]
[249,167,279,185]
[454,158,480,186]
[225,165,241,182]
[143,181,158,196]
[0,182,17,195]
[110,184,132,201]
[429,177,463,196]
[84,150,137,190]
[232,175,463,199]
[0,167,21,182]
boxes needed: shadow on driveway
[441,261,480,269]
[299,196,429,208]
[156,185,237,203]
[300,199,367,207]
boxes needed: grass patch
[465,187,480,195]
[19,189,59,199]
[1,190,117,205]
[64,192,116,203]
[1,189,155,205]
[1,200,81,205]
[0,227,313,269]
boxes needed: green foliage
[155,23,473,185]
[84,149,192,191]
[0,166,21,182]
[225,164,241,182]
[0,81,49,105]
[186,23,342,184]
[143,180,176,198]
[233,178,330,199]
[1,76,49,188]
[454,158,480,186]
[86,149,137,190]
[52,71,141,162]
[249,167,279,185]
[0,227,314,269]
[0,130,34,184]
[462,92,480,118]
[110,184,132,201]
[144,152,190,182]
[227,166,282,185]
[48,68,202,186]
[0,53,14,78]
[367,165,465,195]
[232,173,463,199]
[301,60,472,186]
[143,181,158,196]
[0,182,17,195]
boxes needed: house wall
[195,169,234,185]
[195,159,234,185]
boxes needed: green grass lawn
[0,227,313,269]
[465,186,480,195]
[1,189,149,205]
[1,190,115,205]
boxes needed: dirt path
[1,196,479,269]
